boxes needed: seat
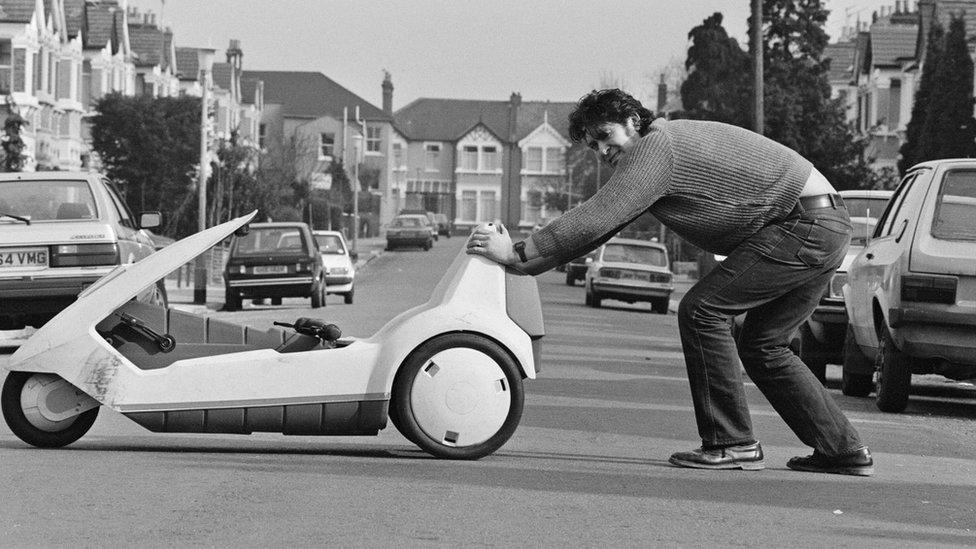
[56,202,92,219]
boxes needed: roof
[393,97,576,143]
[64,0,84,36]
[823,41,856,84]
[82,1,124,52]
[212,62,233,90]
[241,70,390,122]
[870,19,918,66]
[0,0,36,23]
[128,23,165,67]
[175,47,199,80]
[241,78,261,105]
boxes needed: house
[393,92,577,233]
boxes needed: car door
[845,169,928,353]
[104,180,155,263]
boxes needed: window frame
[319,132,335,160]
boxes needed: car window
[931,169,976,242]
[876,172,919,238]
[392,217,422,228]
[601,243,667,267]
[850,218,878,247]
[105,181,136,229]
[844,197,890,219]
[0,179,97,222]
[234,227,307,255]
[317,234,346,254]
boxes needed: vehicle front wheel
[565,271,576,286]
[310,279,326,309]
[344,288,354,305]
[585,287,601,308]
[651,297,669,314]
[390,333,524,459]
[841,325,873,397]
[875,326,912,413]
[224,288,242,311]
[2,372,99,448]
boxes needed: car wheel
[841,325,873,397]
[390,333,524,459]
[651,297,669,314]
[344,288,354,305]
[311,279,325,309]
[875,325,912,413]
[385,244,395,251]
[585,287,601,308]
[224,288,242,311]
[798,323,827,385]
[565,271,576,286]
[2,372,99,448]
[271,297,282,306]
[150,280,169,308]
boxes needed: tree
[898,21,945,175]
[680,12,752,126]
[90,93,201,237]
[919,15,976,162]
[210,131,259,226]
[1,111,28,172]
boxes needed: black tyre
[385,244,395,251]
[798,323,828,385]
[565,271,576,286]
[2,372,99,448]
[344,288,354,305]
[841,325,874,397]
[224,288,242,311]
[390,333,524,459]
[310,279,325,309]
[585,287,601,308]
[424,240,432,251]
[651,297,669,315]
[271,297,283,306]
[875,326,912,412]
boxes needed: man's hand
[466,222,517,266]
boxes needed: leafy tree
[210,132,259,225]
[919,15,976,162]
[90,93,201,237]
[1,111,28,172]
[898,21,944,175]
[680,12,752,126]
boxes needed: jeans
[677,201,864,457]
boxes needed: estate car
[313,230,357,304]
[584,238,674,314]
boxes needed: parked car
[565,250,597,286]
[386,214,434,251]
[843,159,976,412]
[313,230,357,304]
[0,172,163,330]
[795,189,895,383]
[399,209,439,241]
[223,222,325,310]
[584,238,674,313]
[432,213,453,238]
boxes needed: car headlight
[828,272,847,299]
[329,267,349,275]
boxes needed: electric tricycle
[2,212,543,459]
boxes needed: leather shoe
[787,446,874,476]
[669,442,765,470]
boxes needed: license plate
[0,247,48,269]
[254,265,288,275]
[620,271,646,281]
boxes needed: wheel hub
[20,374,94,432]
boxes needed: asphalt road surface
[2,236,975,546]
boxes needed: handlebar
[274,318,342,344]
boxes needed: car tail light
[828,272,847,299]
[901,274,957,304]
[236,264,246,274]
[51,243,119,267]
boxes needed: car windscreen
[234,227,307,255]
[844,197,890,219]
[317,234,346,254]
[932,170,976,242]
[0,180,97,222]
[391,217,423,228]
[602,244,667,267]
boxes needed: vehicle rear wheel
[798,323,828,385]
[585,287,601,308]
[344,288,354,305]
[651,297,669,314]
[875,326,912,413]
[224,288,242,311]
[271,297,282,306]
[424,240,432,251]
[390,333,524,459]
[565,271,575,286]
[310,279,325,309]
[2,372,99,448]
[841,325,873,397]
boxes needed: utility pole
[193,48,215,305]
[751,0,764,134]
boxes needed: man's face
[584,118,640,166]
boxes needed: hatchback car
[0,172,163,330]
[223,222,325,310]
[584,238,673,313]
[313,230,357,304]
[386,214,434,251]
[795,189,894,383]
[565,250,597,286]
[398,209,439,241]
[843,159,976,411]
[432,213,453,238]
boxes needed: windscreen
[932,170,976,242]
[392,217,423,228]
[844,197,890,219]
[234,227,307,255]
[602,243,667,267]
[317,234,346,254]
[0,180,97,221]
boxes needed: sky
[127,0,889,110]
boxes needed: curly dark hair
[567,89,655,142]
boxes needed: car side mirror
[349,251,359,261]
[234,224,250,237]
[139,211,162,229]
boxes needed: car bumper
[226,276,315,298]
[592,281,673,301]
[387,236,430,246]
[810,302,847,326]
[890,306,976,368]
[325,274,353,285]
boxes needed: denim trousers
[677,202,864,457]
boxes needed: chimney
[657,74,667,114]
[382,70,394,114]
[226,38,243,70]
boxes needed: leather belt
[797,193,845,211]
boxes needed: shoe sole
[669,456,765,471]
[786,462,874,476]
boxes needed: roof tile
[242,70,390,122]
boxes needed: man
[466,89,873,476]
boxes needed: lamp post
[193,47,216,305]
[352,130,362,254]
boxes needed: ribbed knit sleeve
[531,128,673,260]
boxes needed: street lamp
[352,130,363,254]
[193,47,216,305]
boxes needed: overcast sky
[128,1,887,109]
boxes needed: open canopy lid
[12,211,256,363]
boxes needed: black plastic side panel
[504,268,545,337]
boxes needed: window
[393,142,404,167]
[81,60,91,107]
[425,143,440,171]
[461,145,478,170]
[888,79,901,128]
[32,52,41,93]
[0,40,11,94]
[931,170,976,242]
[366,126,381,153]
[480,190,496,221]
[461,190,477,221]
[876,172,919,238]
[523,147,542,171]
[483,146,499,171]
[258,123,266,149]
[546,148,564,173]
[319,133,335,159]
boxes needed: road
[2,237,976,546]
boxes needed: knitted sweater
[531,118,813,260]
